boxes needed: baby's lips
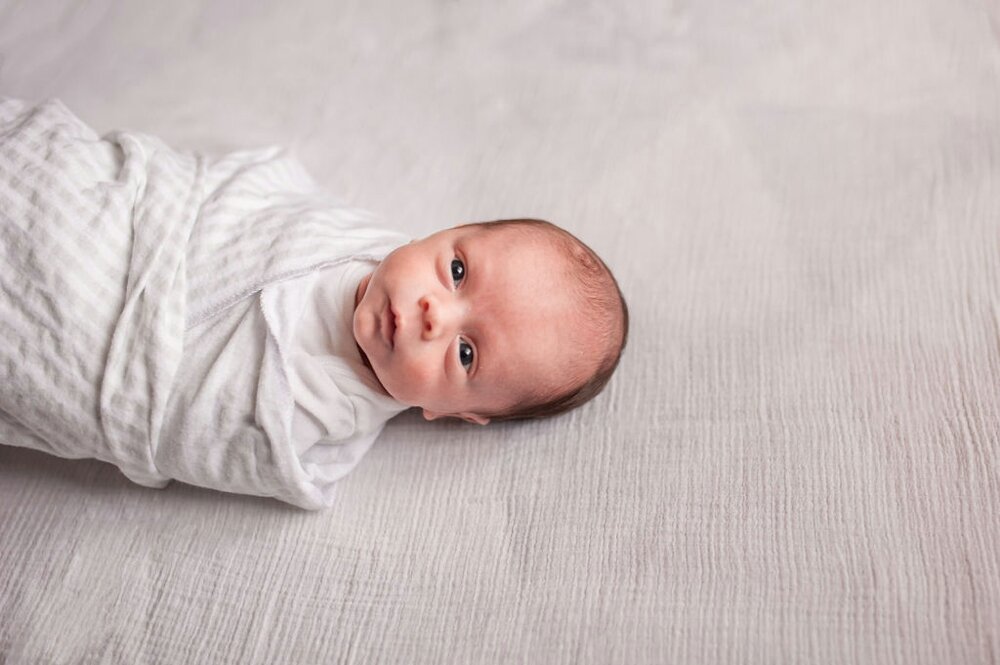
[391,305,402,342]
[381,299,397,348]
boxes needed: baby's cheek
[403,357,437,391]
[385,355,435,405]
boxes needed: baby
[0,98,628,509]
[353,218,628,424]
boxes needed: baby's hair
[458,218,629,422]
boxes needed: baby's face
[353,225,587,423]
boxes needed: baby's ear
[422,409,490,426]
[458,412,490,426]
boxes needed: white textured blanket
[0,98,407,508]
[2,0,1000,661]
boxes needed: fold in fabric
[0,98,408,508]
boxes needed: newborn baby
[0,98,628,508]
[353,219,628,424]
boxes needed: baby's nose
[418,294,458,340]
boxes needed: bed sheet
[1,0,999,663]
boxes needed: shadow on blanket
[0,447,302,514]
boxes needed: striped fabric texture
[0,98,408,508]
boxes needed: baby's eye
[450,258,465,286]
[458,340,474,371]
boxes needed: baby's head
[353,219,628,424]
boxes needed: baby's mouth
[382,300,396,348]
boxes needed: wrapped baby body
[0,98,408,509]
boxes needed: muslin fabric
[1,0,999,663]
[0,98,408,508]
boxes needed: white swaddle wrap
[0,98,408,508]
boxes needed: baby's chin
[352,272,397,400]
[352,331,395,400]
[354,271,373,308]
[354,347,423,408]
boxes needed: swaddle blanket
[0,98,408,508]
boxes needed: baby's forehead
[486,296,596,394]
[465,225,575,276]
[484,332,596,414]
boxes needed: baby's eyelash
[450,257,465,286]
[458,339,474,371]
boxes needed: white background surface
[2,1,999,662]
